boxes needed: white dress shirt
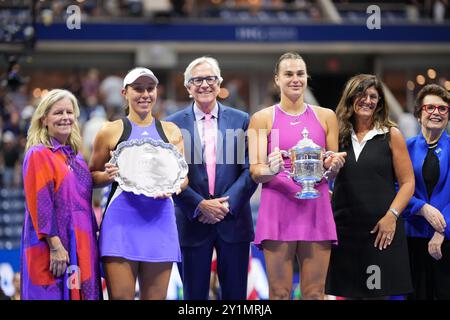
[192,102,225,217]
[193,102,219,148]
[351,126,390,162]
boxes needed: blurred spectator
[1,131,21,188]
[398,111,420,139]
[223,78,246,110]
[83,0,101,16]
[81,68,100,103]
[20,104,35,134]
[142,0,172,17]
[406,1,421,21]
[424,0,449,21]
[127,0,144,16]
[104,0,121,16]
[64,72,83,99]
[151,84,178,119]
[27,0,325,21]
[433,0,448,22]
[11,273,20,300]
[82,106,107,160]
[309,5,322,20]
[99,74,125,111]
[0,277,10,300]
[84,95,103,120]
[3,110,21,136]
[7,84,28,113]
[171,0,188,17]
[24,0,447,22]
[6,57,24,92]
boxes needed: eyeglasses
[422,104,450,115]
[188,76,219,87]
[356,93,379,102]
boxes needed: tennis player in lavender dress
[90,68,187,300]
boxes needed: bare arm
[162,121,189,191]
[314,106,347,176]
[389,127,415,214]
[89,121,122,188]
[248,108,282,184]
[371,127,415,250]
[322,107,339,153]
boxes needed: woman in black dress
[325,74,415,299]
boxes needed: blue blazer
[166,102,257,246]
[403,132,450,239]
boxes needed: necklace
[428,142,438,149]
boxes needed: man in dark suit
[166,57,257,300]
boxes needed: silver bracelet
[389,208,399,219]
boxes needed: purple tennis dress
[254,104,337,247]
[99,120,181,262]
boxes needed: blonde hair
[26,89,82,153]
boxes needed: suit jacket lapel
[214,104,228,194]
[184,103,203,165]
[435,134,449,191]
[415,134,429,199]
[217,103,227,165]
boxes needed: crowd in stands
[1,0,448,45]
[0,59,185,191]
[2,0,446,24]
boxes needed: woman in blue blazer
[404,84,450,299]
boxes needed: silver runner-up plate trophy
[280,128,334,200]
[110,138,188,197]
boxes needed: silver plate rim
[110,138,188,197]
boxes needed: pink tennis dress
[254,104,337,247]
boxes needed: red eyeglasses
[422,104,450,115]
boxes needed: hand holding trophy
[109,138,188,198]
[280,128,335,200]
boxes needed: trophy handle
[322,151,335,160]
[279,150,293,178]
[283,170,293,177]
[280,150,290,158]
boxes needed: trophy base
[295,190,321,200]
[294,180,321,199]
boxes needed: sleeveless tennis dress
[99,118,181,262]
[254,105,337,247]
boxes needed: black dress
[325,133,413,298]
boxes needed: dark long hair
[335,74,396,147]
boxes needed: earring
[189,94,193,98]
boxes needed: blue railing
[35,22,450,43]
